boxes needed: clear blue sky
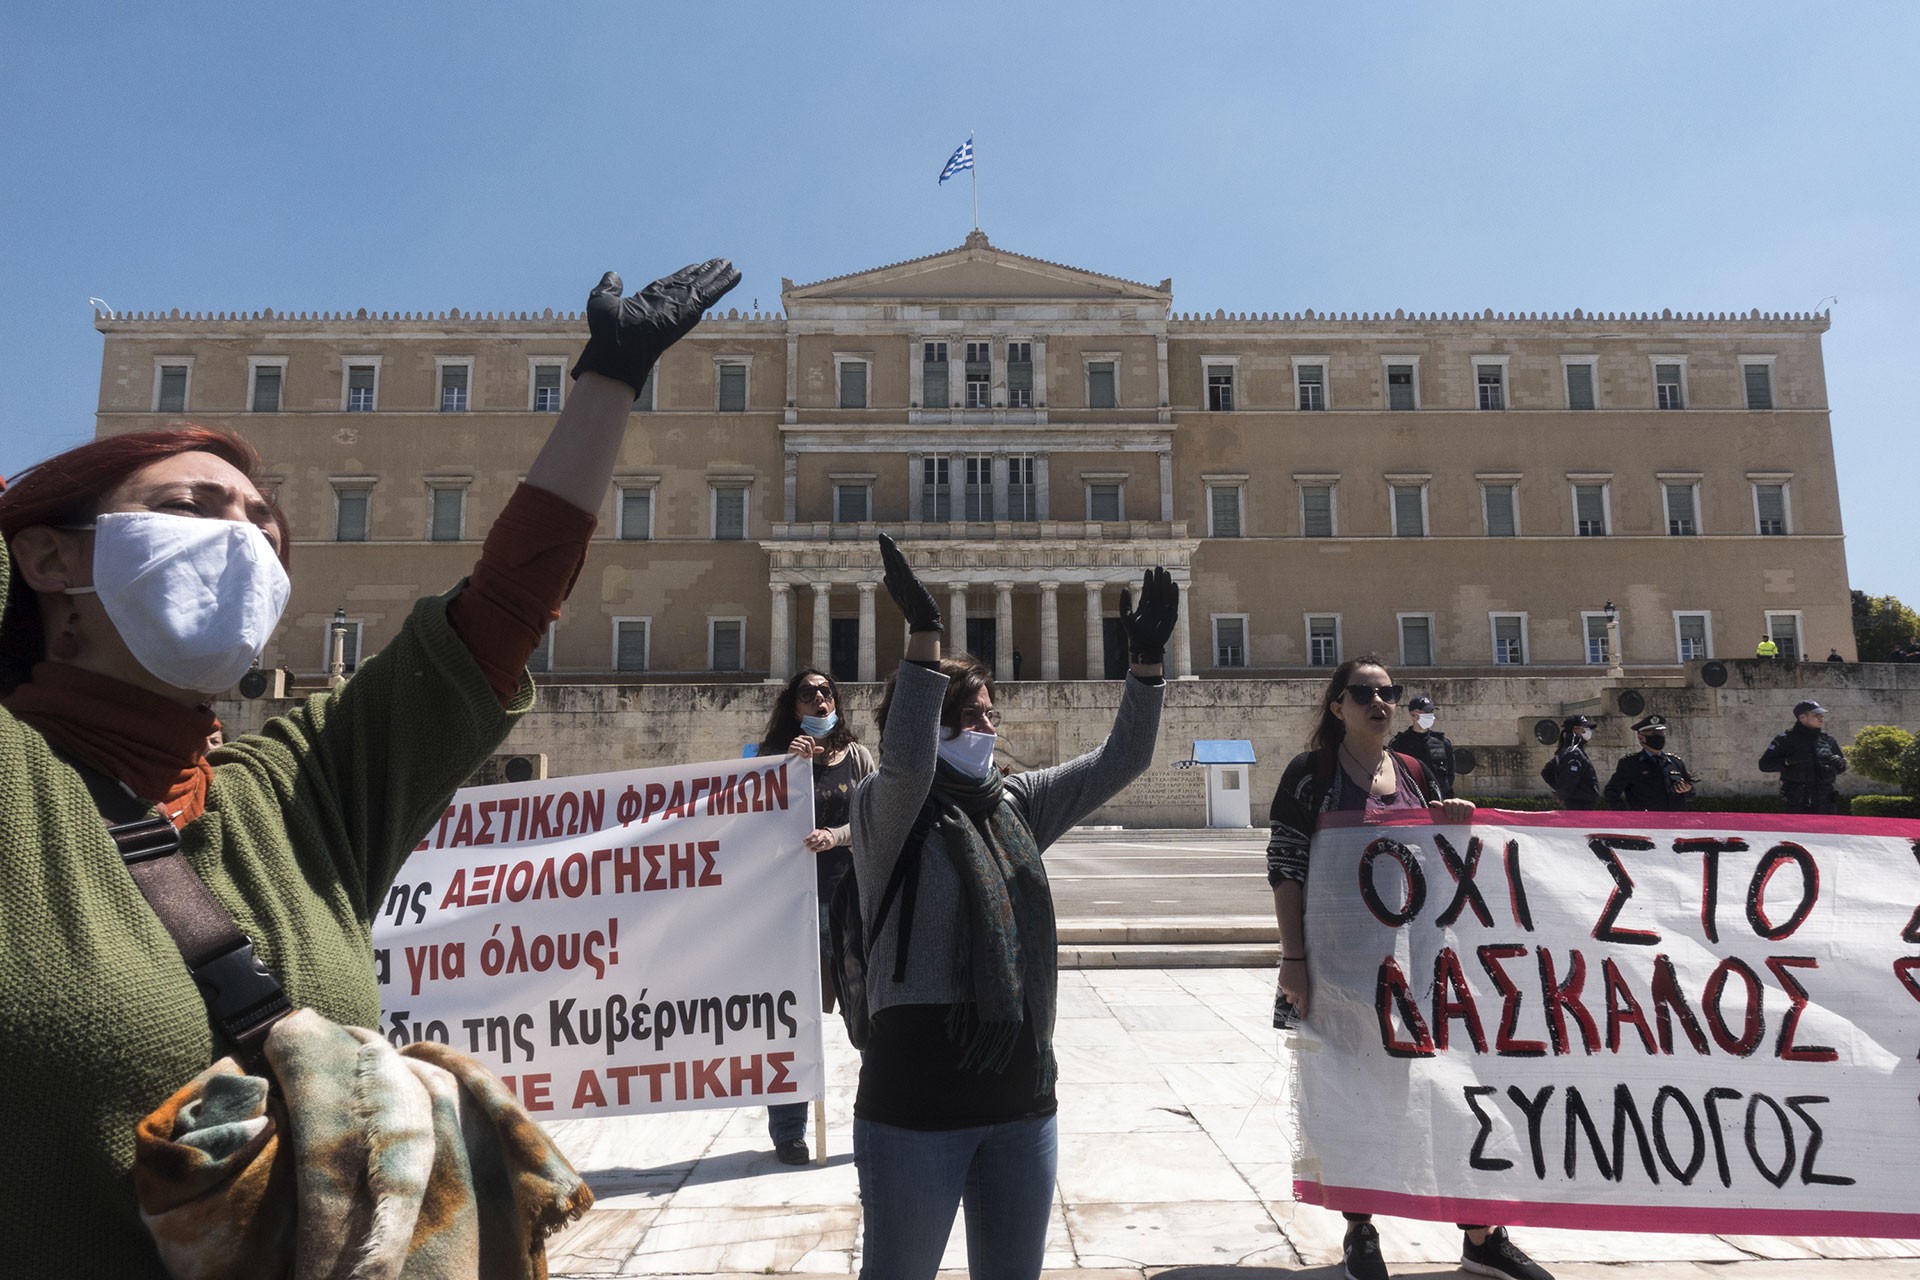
[4,2,1915,605]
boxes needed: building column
[948,582,969,645]
[1159,450,1174,520]
[857,583,877,683]
[907,453,923,521]
[767,583,791,683]
[783,451,798,523]
[1035,455,1051,520]
[995,582,1014,681]
[1039,581,1060,680]
[1084,581,1105,680]
[1173,579,1194,679]
[811,582,831,671]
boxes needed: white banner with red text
[1292,808,1920,1236]
[372,755,822,1121]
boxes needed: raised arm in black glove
[572,259,742,392]
[1117,566,1179,665]
[877,533,943,633]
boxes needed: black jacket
[1604,749,1698,811]
[1388,726,1456,798]
[1758,722,1847,792]
[1541,740,1601,809]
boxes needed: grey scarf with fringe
[924,761,1058,1090]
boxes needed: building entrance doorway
[830,618,859,682]
[1102,618,1128,679]
[965,617,997,667]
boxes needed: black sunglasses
[797,683,835,703]
[1343,683,1405,706]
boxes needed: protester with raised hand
[0,260,738,1275]
[847,538,1172,1280]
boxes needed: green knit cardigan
[0,529,530,1277]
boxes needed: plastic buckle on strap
[112,815,183,865]
[191,939,293,1054]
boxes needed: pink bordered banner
[1288,809,1920,1236]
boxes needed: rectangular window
[250,365,282,413]
[347,365,377,412]
[1206,364,1235,411]
[1484,483,1517,537]
[429,487,464,541]
[528,626,553,674]
[1565,362,1595,410]
[838,361,868,409]
[534,365,563,412]
[1302,485,1334,537]
[1392,484,1426,537]
[1007,341,1033,409]
[964,455,993,521]
[1399,616,1434,667]
[713,486,747,540]
[1213,616,1247,669]
[1586,615,1612,666]
[1087,361,1117,409]
[1575,484,1608,536]
[1655,362,1684,410]
[922,457,952,522]
[1676,613,1709,661]
[156,365,189,413]
[1755,483,1788,535]
[439,364,469,413]
[1296,363,1326,411]
[1744,362,1774,410]
[923,341,949,408]
[1386,363,1416,411]
[1307,615,1339,667]
[617,487,652,540]
[1476,364,1505,411]
[1088,483,1123,522]
[1665,482,1698,536]
[1208,484,1242,538]
[717,363,747,412]
[835,483,871,523]
[1766,613,1801,661]
[1492,614,1526,665]
[614,620,649,672]
[633,368,655,412]
[1007,455,1036,521]
[710,619,744,672]
[334,488,370,542]
[965,341,991,409]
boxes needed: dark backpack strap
[1392,750,1433,799]
[877,805,942,984]
[61,756,292,1065]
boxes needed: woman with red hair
[0,262,737,1275]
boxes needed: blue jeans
[854,1113,1057,1280]
[768,1100,809,1144]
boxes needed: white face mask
[66,511,290,693]
[800,711,838,736]
[1577,729,1593,742]
[937,728,998,778]
[1414,713,1436,731]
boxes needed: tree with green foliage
[1851,590,1920,661]
[1847,725,1915,786]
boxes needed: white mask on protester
[1577,729,1593,742]
[65,511,290,693]
[937,728,998,778]
[1415,713,1436,731]
[800,711,838,736]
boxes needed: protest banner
[372,755,823,1121]
[1291,809,1920,1236]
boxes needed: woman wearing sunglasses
[1266,658,1551,1280]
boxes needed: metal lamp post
[328,607,349,688]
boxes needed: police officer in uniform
[1758,699,1848,813]
[1389,694,1457,798]
[1603,714,1698,810]
[1540,714,1601,809]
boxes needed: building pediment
[783,231,1171,312]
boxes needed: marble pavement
[542,967,1920,1279]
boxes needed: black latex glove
[1117,567,1179,664]
[571,259,742,392]
[878,533,943,634]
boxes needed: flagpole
[971,131,979,231]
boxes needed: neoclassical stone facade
[91,233,1851,686]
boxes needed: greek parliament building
[92,232,1850,691]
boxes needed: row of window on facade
[320,468,1795,543]
[1206,608,1808,671]
[323,616,741,677]
[146,346,1782,416]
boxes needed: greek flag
[938,136,973,184]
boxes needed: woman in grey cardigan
[848,534,1177,1280]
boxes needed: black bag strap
[875,805,941,984]
[62,757,292,1065]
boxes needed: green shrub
[1847,726,1914,787]
[1902,737,1920,798]
[1851,794,1920,819]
